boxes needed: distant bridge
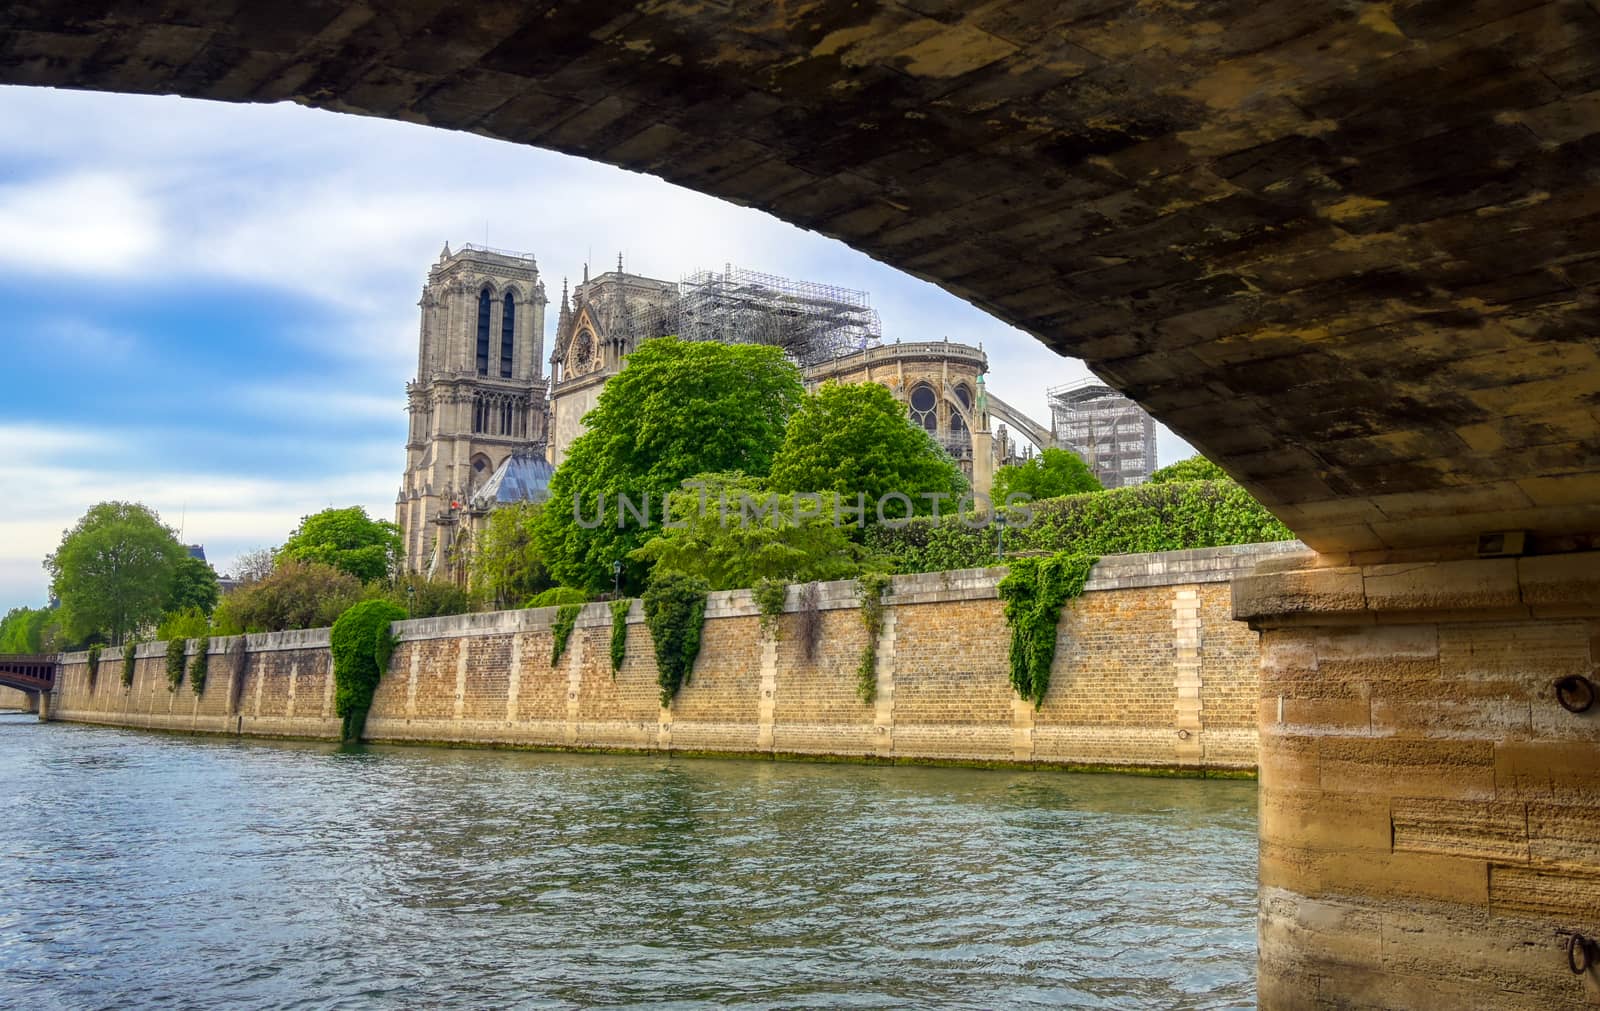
[0,654,57,696]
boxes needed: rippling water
[0,713,1257,1009]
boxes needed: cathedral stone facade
[397,244,550,576]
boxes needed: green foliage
[1149,455,1228,484]
[641,571,709,707]
[472,501,552,609]
[86,644,102,686]
[165,638,186,692]
[168,555,221,616]
[609,598,631,675]
[796,582,822,662]
[997,553,1097,708]
[550,604,582,667]
[855,571,892,704]
[537,339,804,594]
[376,575,474,619]
[157,606,211,641]
[330,599,408,742]
[278,506,401,584]
[863,479,1295,574]
[753,577,788,639]
[211,560,363,634]
[121,641,137,688]
[630,473,868,590]
[525,586,588,609]
[767,381,967,522]
[46,501,187,646]
[0,606,58,654]
[992,447,1102,503]
[189,636,210,695]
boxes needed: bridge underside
[6,0,1597,559]
[4,3,1599,1008]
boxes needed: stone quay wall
[47,543,1302,772]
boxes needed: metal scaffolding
[1048,379,1158,488]
[639,264,883,367]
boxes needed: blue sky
[0,85,1193,611]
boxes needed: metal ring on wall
[1569,933,1594,975]
[1555,675,1596,715]
[1176,728,1191,740]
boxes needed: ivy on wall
[121,641,136,688]
[551,604,582,666]
[86,644,102,688]
[165,638,186,692]
[609,598,631,675]
[642,571,708,707]
[330,599,407,743]
[796,582,821,662]
[996,552,1097,708]
[753,578,787,640]
[189,636,210,695]
[862,479,1294,574]
[855,572,891,704]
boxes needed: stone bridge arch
[5,4,1600,1007]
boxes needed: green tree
[277,506,400,583]
[46,501,186,645]
[0,607,59,653]
[537,338,804,593]
[211,560,364,634]
[156,606,211,640]
[472,501,551,608]
[631,472,868,590]
[992,447,1102,503]
[766,381,967,522]
[374,574,475,619]
[1149,455,1228,483]
[167,555,221,616]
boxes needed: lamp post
[995,511,1008,560]
[406,582,415,614]
[612,559,623,598]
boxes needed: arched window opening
[501,293,515,378]
[471,396,486,434]
[950,384,971,434]
[475,288,491,375]
[500,401,513,435]
[909,383,938,432]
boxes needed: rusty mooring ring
[1176,728,1191,740]
[1569,933,1595,975]
[1555,675,1596,715]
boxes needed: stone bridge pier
[4,0,1600,1005]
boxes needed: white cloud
[0,170,163,275]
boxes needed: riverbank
[49,542,1300,773]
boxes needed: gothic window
[500,400,513,435]
[574,330,594,372]
[909,383,938,432]
[500,293,515,378]
[476,288,491,376]
[472,395,486,434]
[950,384,971,434]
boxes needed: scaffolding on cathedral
[643,265,883,367]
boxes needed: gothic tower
[397,243,549,575]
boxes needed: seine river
[0,713,1257,1009]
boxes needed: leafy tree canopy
[472,501,552,609]
[0,606,59,654]
[631,472,868,590]
[1149,455,1229,484]
[277,506,400,584]
[230,547,277,586]
[156,606,211,641]
[211,560,364,634]
[992,447,1102,503]
[537,338,804,593]
[766,381,967,521]
[374,574,475,619]
[168,555,221,616]
[46,501,186,646]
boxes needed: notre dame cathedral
[399,243,1052,578]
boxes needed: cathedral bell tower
[397,243,549,576]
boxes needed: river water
[0,713,1258,1009]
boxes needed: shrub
[855,572,892,704]
[641,571,709,707]
[189,636,210,695]
[1149,455,1228,483]
[165,638,186,692]
[753,577,787,640]
[609,598,631,675]
[374,575,475,619]
[996,553,1097,708]
[212,560,363,634]
[550,604,582,666]
[121,640,137,688]
[330,599,407,742]
[525,586,588,609]
[157,606,211,641]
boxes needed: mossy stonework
[45,543,1291,773]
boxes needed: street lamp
[612,559,623,598]
[406,582,416,613]
[995,511,1008,560]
